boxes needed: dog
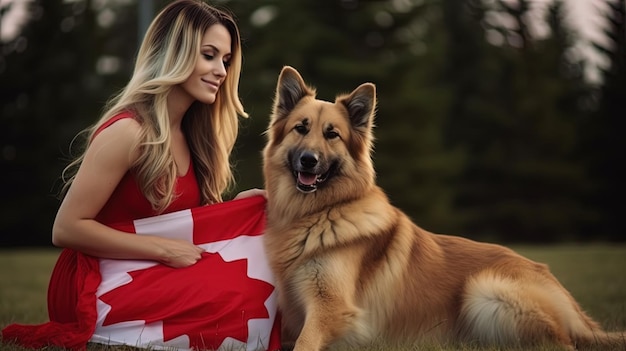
[262,66,624,351]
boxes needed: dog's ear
[272,66,316,122]
[337,83,376,130]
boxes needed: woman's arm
[52,118,204,268]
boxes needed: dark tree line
[583,0,626,241]
[1,0,624,246]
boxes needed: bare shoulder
[88,117,143,166]
[96,117,142,141]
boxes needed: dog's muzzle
[290,151,335,193]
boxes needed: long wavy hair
[61,0,247,212]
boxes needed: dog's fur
[262,66,624,351]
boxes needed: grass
[0,245,625,350]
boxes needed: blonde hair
[61,0,247,211]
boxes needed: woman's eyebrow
[201,44,230,55]
[201,44,218,51]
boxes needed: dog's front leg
[292,256,363,351]
[293,304,359,351]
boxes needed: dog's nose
[300,152,318,169]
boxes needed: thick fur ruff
[262,66,624,351]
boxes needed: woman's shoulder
[95,111,142,137]
[90,112,143,164]
[94,118,141,143]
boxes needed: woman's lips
[201,78,219,90]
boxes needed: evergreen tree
[372,0,465,234]
[440,0,492,236]
[445,0,593,242]
[0,0,135,246]
[584,0,626,241]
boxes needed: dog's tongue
[298,172,317,185]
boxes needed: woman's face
[180,24,232,105]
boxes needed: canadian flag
[2,196,281,351]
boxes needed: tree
[584,0,626,241]
[371,0,466,234]
[443,0,594,242]
[0,0,135,246]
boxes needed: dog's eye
[294,124,308,135]
[325,130,340,140]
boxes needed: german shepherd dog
[262,66,624,351]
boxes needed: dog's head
[263,66,377,211]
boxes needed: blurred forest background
[0,0,624,246]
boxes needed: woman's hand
[233,188,266,200]
[154,236,205,268]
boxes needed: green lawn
[0,245,625,351]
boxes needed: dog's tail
[458,270,626,350]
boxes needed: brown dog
[262,66,624,351]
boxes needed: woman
[2,1,279,350]
[53,0,263,267]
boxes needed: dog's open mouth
[293,161,339,193]
[295,170,330,193]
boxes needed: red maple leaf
[99,252,275,350]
